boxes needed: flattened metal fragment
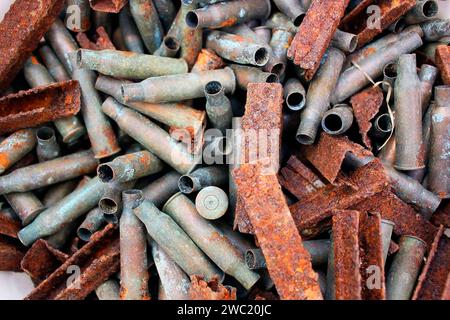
[76,27,116,51]
[189,275,237,300]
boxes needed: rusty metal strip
[413,226,450,300]
[0,235,25,272]
[21,239,69,284]
[89,0,128,13]
[0,80,81,136]
[350,86,384,150]
[304,133,374,184]
[233,162,323,300]
[0,210,21,239]
[76,27,116,51]
[234,83,284,234]
[287,0,349,81]
[332,210,362,300]
[436,45,450,85]
[25,224,119,300]
[340,0,416,48]
[189,275,237,300]
[352,189,438,246]
[0,0,64,90]
[340,0,375,24]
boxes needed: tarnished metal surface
[233,161,323,300]
[189,275,237,300]
[431,200,450,229]
[230,64,278,90]
[0,129,36,175]
[76,27,116,51]
[287,0,349,81]
[192,49,225,73]
[435,46,450,85]
[130,0,163,54]
[350,86,384,149]
[0,235,25,271]
[89,0,128,13]
[0,0,64,90]
[0,81,81,136]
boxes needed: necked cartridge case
[321,105,354,136]
[4,192,45,226]
[133,195,222,281]
[386,235,427,300]
[121,67,236,104]
[229,64,278,90]
[206,31,271,67]
[394,54,424,171]
[0,129,36,175]
[120,190,150,300]
[129,0,163,53]
[195,186,229,220]
[428,85,450,198]
[296,48,345,145]
[245,249,266,270]
[162,193,260,290]
[77,207,106,241]
[17,177,106,246]
[142,171,181,208]
[264,28,294,77]
[38,45,71,82]
[99,180,137,223]
[36,127,61,162]
[75,49,188,79]
[119,4,145,53]
[185,0,271,29]
[101,98,199,174]
[372,113,393,139]
[273,0,306,26]
[331,29,358,54]
[154,36,180,58]
[253,26,272,45]
[205,81,233,134]
[178,166,228,194]
[0,150,99,195]
[42,180,78,207]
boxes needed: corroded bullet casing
[394,54,424,171]
[178,166,228,194]
[75,49,188,79]
[253,26,272,44]
[101,98,199,175]
[17,176,106,246]
[428,85,450,199]
[264,28,294,76]
[36,127,61,162]
[0,129,36,175]
[321,105,354,136]
[100,180,136,223]
[77,207,106,241]
[382,62,397,92]
[65,0,91,32]
[404,0,439,25]
[420,19,450,41]
[141,171,181,208]
[273,0,306,26]
[245,249,266,270]
[284,78,306,111]
[191,49,225,73]
[0,150,99,195]
[206,31,271,67]
[154,36,180,58]
[38,45,71,82]
[133,194,222,281]
[162,193,260,289]
[195,186,229,220]
[4,192,45,226]
[120,190,150,300]
[223,24,262,44]
[205,81,233,134]
[185,0,271,29]
[229,64,278,90]
[119,4,145,53]
[331,29,358,54]
[129,0,163,53]
[419,64,439,114]
[386,235,427,300]
[42,180,78,207]
[296,48,345,145]
[372,113,393,139]
[121,67,236,104]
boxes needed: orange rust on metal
[350,86,384,150]
[191,49,226,73]
[4,152,37,175]
[289,160,388,232]
[304,133,374,184]
[332,210,362,300]
[21,239,69,283]
[278,155,325,201]
[189,276,237,300]
[287,0,349,81]
[413,225,450,300]
[0,235,25,272]
[340,0,416,48]
[0,0,64,90]
[25,224,119,300]
[0,80,81,136]
[388,240,399,256]
[0,211,21,239]
[431,200,450,229]
[435,45,450,85]
[89,0,128,13]
[352,189,438,246]
[233,162,323,300]
[76,27,116,51]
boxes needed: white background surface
[0,0,449,300]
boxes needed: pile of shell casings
[0,0,449,301]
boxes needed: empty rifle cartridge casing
[0,129,36,175]
[428,85,450,198]
[223,24,262,44]
[120,190,150,300]
[204,81,233,134]
[191,49,225,73]
[229,64,278,90]
[380,219,395,265]
[153,0,176,31]
[74,49,188,79]
[129,0,163,53]
[296,48,346,145]
[245,249,266,270]
[0,150,99,195]
[77,207,106,242]
[382,62,397,92]
[38,45,71,82]
[100,180,136,223]
[405,0,439,25]
[36,127,61,162]
[264,28,294,77]
[321,105,354,136]
[206,31,271,67]
[18,177,106,246]
[178,166,228,194]
[121,67,236,104]
[331,29,358,54]
[185,0,271,29]
[65,0,91,32]
[283,78,306,111]
[386,235,427,300]
[372,114,393,139]
[420,19,450,42]
[141,171,181,209]
[253,26,272,45]
[195,186,229,220]
[273,0,306,26]
[133,193,222,281]
[163,193,260,289]
[154,36,181,58]
[98,151,164,184]
[42,180,78,207]
[101,98,198,174]
[388,18,407,34]
[394,54,424,171]
[119,4,145,53]
[4,192,45,226]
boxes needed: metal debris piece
[192,49,226,73]
[189,275,237,300]
[0,209,21,239]
[76,27,116,51]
